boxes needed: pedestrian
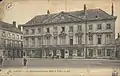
[23,58,27,66]
[112,70,118,76]
[0,56,3,67]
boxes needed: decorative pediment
[43,11,83,24]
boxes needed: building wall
[23,19,116,59]
[0,28,23,58]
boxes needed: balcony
[75,30,83,36]
[68,31,74,36]
[59,31,67,37]
[53,32,58,36]
[44,32,52,37]
[37,44,84,50]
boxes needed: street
[2,58,120,68]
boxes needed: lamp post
[84,4,88,58]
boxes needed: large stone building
[0,21,23,58]
[20,4,117,59]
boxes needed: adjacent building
[20,4,117,59]
[115,33,120,58]
[0,21,23,58]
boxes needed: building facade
[0,21,23,58]
[115,33,120,58]
[21,5,117,59]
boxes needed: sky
[0,0,120,38]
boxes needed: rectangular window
[106,34,111,44]
[60,36,66,45]
[17,35,19,39]
[25,38,28,46]
[12,34,15,39]
[78,36,82,44]
[70,39,73,45]
[97,49,102,56]
[106,24,111,29]
[61,27,65,32]
[25,29,29,34]
[46,37,50,45]
[89,25,92,30]
[46,28,50,33]
[97,24,102,30]
[88,49,93,57]
[54,37,57,45]
[69,26,73,32]
[21,36,23,39]
[31,29,35,34]
[78,25,82,31]
[38,37,42,45]
[8,33,11,38]
[89,35,93,41]
[31,38,35,46]
[53,27,57,32]
[38,28,41,33]
[77,50,82,56]
[107,49,111,56]
[2,31,6,37]
[97,35,102,44]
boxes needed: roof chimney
[84,4,87,16]
[13,21,16,27]
[111,3,114,16]
[47,10,50,15]
[18,25,21,30]
[118,33,120,38]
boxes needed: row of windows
[2,31,22,40]
[25,34,112,46]
[88,49,112,56]
[25,23,112,34]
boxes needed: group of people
[0,56,28,67]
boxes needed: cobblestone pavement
[2,58,120,68]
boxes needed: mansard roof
[25,8,117,26]
[0,21,22,34]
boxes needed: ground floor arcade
[0,49,23,59]
[24,45,116,59]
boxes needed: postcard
[0,0,120,76]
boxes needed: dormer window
[89,24,93,30]
[106,24,111,29]
[25,29,29,34]
[38,28,41,33]
[97,24,102,30]
[31,29,35,34]
[78,25,82,31]
[46,28,50,33]
[61,27,65,32]
[95,15,99,18]
[69,26,73,32]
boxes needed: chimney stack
[118,33,120,38]
[111,3,114,16]
[13,21,16,27]
[84,4,87,16]
[18,25,21,30]
[47,9,50,15]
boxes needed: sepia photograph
[0,0,120,76]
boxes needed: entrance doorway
[88,49,93,58]
[39,50,42,58]
[60,49,65,58]
[70,39,73,45]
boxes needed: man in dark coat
[23,58,27,66]
[0,56,3,67]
